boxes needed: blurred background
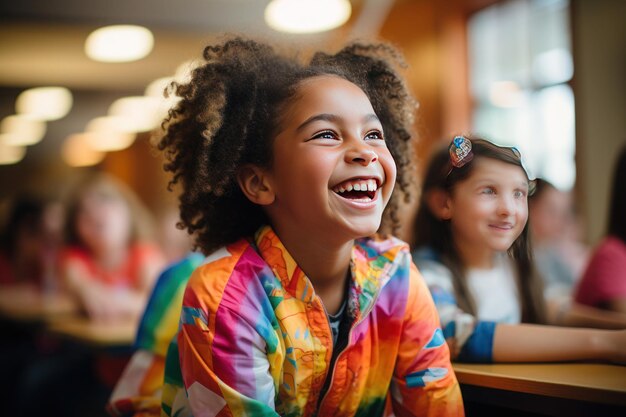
[0,1,625,416]
[0,0,625,245]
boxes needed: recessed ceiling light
[0,114,46,146]
[85,116,137,152]
[15,87,73,121]
[85,25,154,63]
[62,133,106,167]
[265,0,352,34]
[108,96,162,132]
[0,137,27,165]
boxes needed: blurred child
[60,172,165,322]
[14,174,166,417]
[0,195,63,288]
[107,252,204,417]
[575,144,626,314]
[0,194,64,417]
[412,136,626,363]
[529,179,589,300]
[155,36,463,416]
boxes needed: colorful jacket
[171,226,463,417]
[107,253,204,417]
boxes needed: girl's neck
[273,227,353,315]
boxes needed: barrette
[449,135,473,168]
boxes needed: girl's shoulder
[410,246,454,288]
[599,236,626,255]
[412,246,443,263]
[185,238,257,292]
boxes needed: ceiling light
[85,25,154,62]
[108,96,162,132]
[15,86,73,121]
[0,137,27,165]
[62,133,106,167]
[265,0,352,33]
[145,77,174,98]
[0,114,46,146]
[85,116,137,151]
[145,77,181,121]
[174,60,201,84]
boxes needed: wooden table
[46,316,138,348]
[453,362,626,416]
[0,284,77,322]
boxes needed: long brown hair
[413,136,547,324]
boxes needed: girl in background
[412,136,626,363]
[529,178,589,300]
[575,144,626,314]
[60,172,165,322]
[107,252,204,417]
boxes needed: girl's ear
[425,188,453,220]
[236,165,275,206]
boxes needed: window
[468,0,574,190]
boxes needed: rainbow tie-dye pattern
[171,226,463,416]
[107,253,204,417]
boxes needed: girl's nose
[345,145,378,166]
[497,196,514,216]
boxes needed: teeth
[333,179,379,194]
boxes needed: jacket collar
[254,225,407,322]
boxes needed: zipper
[314,299,377,416]
[312,295,336,415]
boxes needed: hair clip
[449,136,474,168]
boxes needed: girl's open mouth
[332,178,379,201]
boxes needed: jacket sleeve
[416,258,497,363]
[390,260,464,417]
[178,268,280,417]
[106,350,164,417]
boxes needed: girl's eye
[513,190,527,199]
[311,130,337,140]
[365,130,384,140]
[481,187,495,195]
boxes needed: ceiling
[0,0,390,91]
[0,0,397,168]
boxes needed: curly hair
[156,36,417,254]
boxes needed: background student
[60,172,165,322]
[15,173,166,417]
[412,136,626,364]
[529,178,589,300]
[107,252,203,417]
[575,144,626,314]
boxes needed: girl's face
[76,186,132,253]
[446,157,529,257]
[264,75,396,244]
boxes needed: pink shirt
[574,236,626,308]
